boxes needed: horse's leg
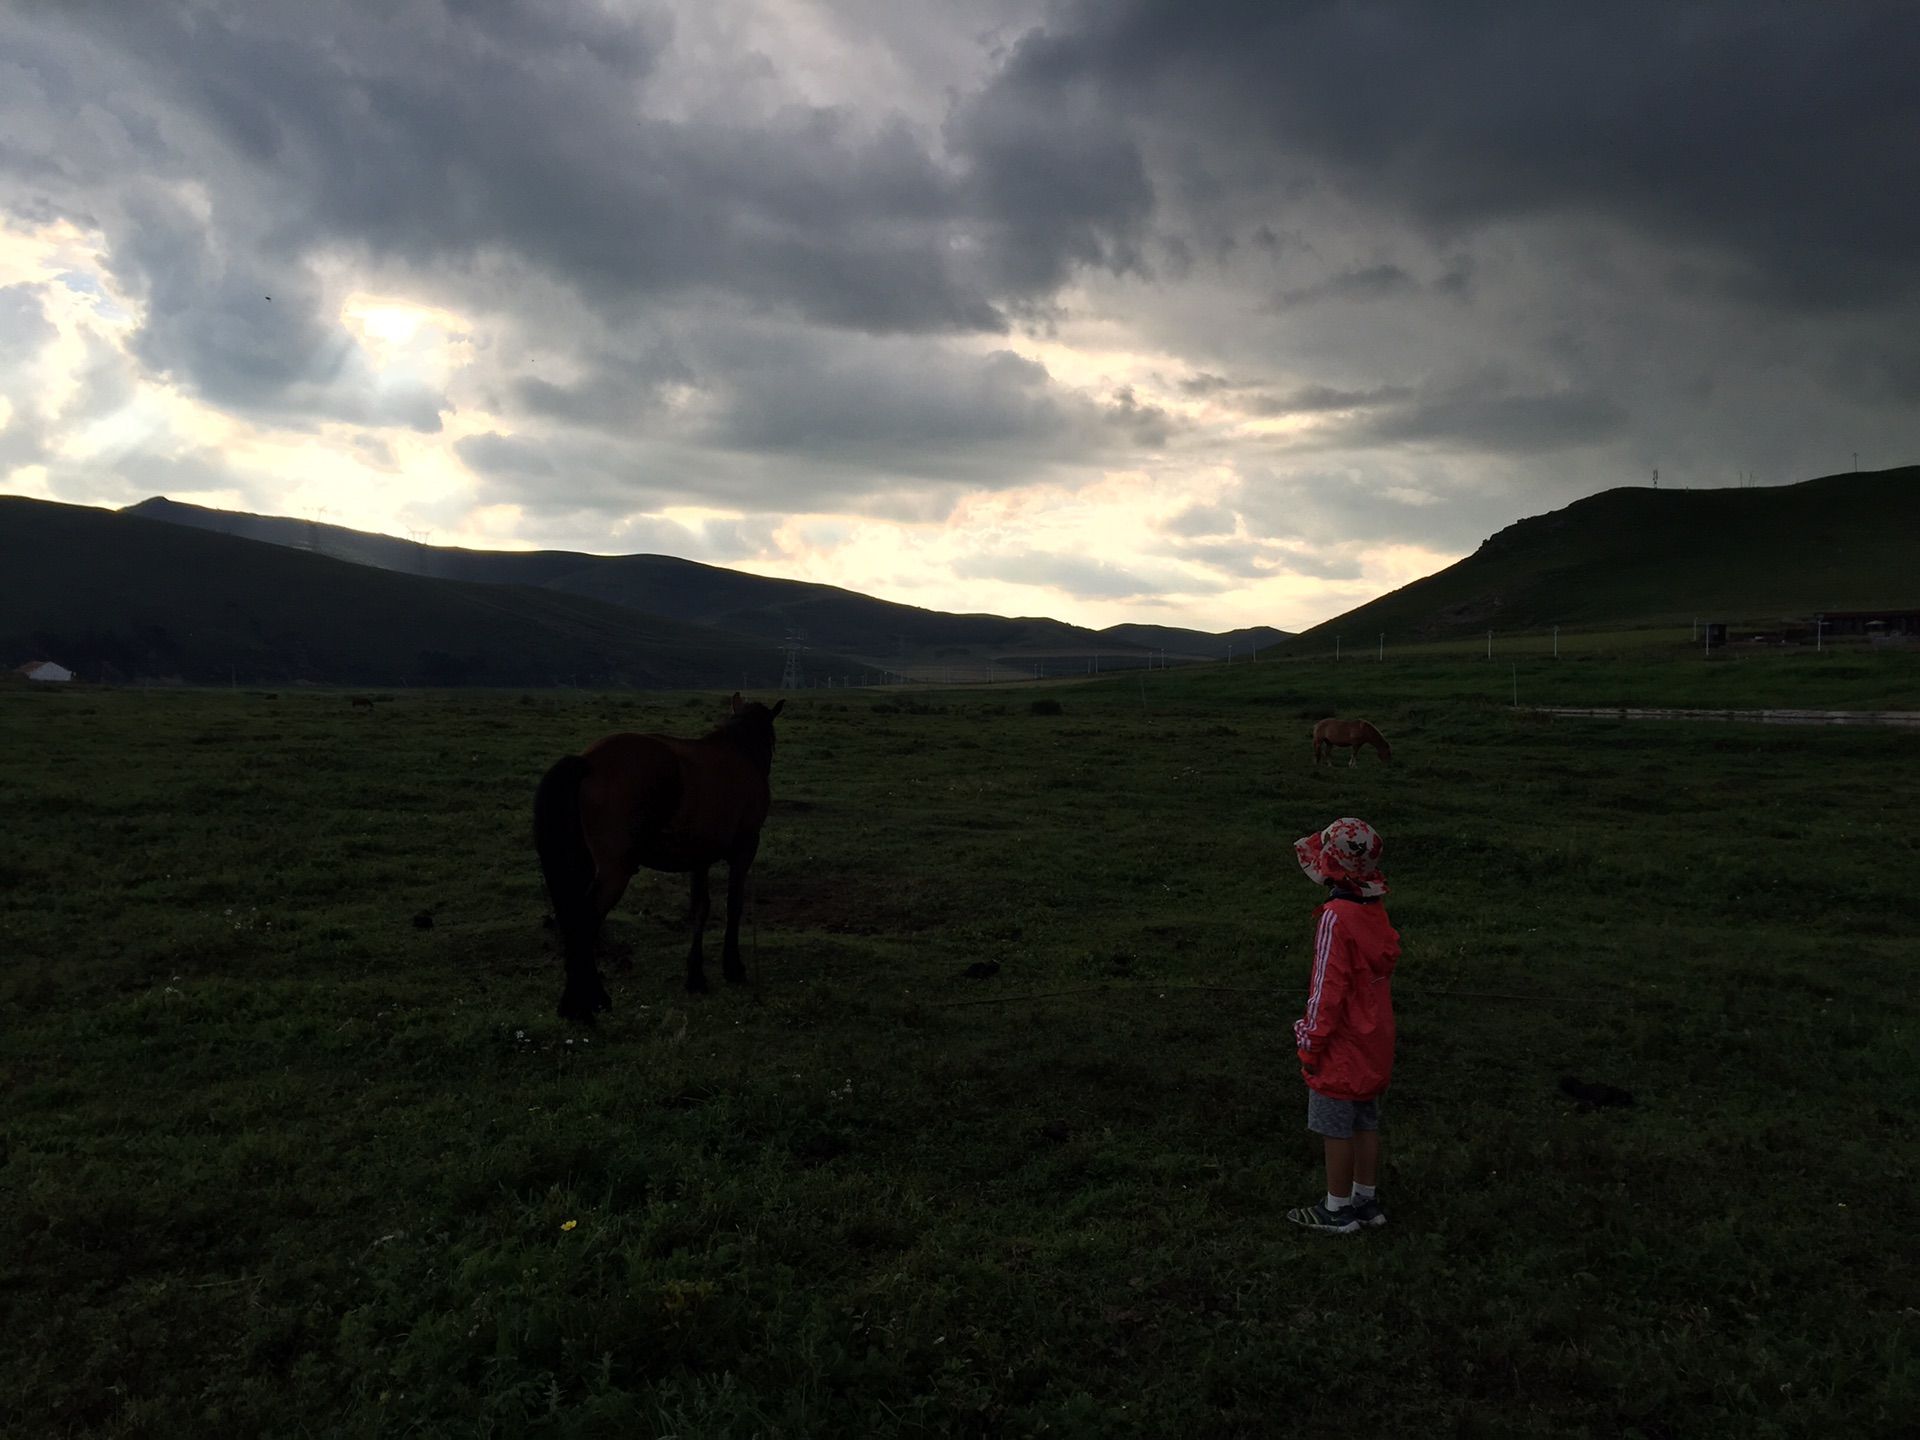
[721,831,762,984]
[561,864,631,1018]
[1348,744,1359,767]
[589,866,636,976]
[684,865,712,993]
[558,799,637,1019]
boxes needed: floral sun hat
[1294,816,1388,897]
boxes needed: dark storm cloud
[1273,264,1415,309]
[1177,372,1245,397]
[99,184,446,431]
[1244,384,1411,418]
[0,0,1165,458]
[478,326,1171,512]
[999,1,1920,310]
[1342,388,1629,455]
[941,25,1155,296]
[709,345,1067,456]
[6,0,1149,340]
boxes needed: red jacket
[1293,896,1400,1100]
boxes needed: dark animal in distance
[1312,717,1391,766]
[533,693,784,1021]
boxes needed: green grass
[3,652,1917,1436]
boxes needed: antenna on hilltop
[780,629,807,691]
[1651,467,1659,491]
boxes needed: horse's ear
[770,699,785,718]
[729,692,743,712]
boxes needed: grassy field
[3,648,1917,1436]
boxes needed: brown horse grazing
[533,693,784,1021]
[1312,717,1392,767]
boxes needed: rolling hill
[122,497,1283,669]
[1277,466,1920,647]
[0,497,822,688]
[1100,622,1289,659]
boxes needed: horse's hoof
[685,973,710,995]
[557,996,599,1025]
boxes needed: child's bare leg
[1323,1136,1355,1199]
[1353,1130,1380,1188]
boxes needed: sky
[3,1,1917,633]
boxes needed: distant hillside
[122,498,1267,670]
[0,498,821,688]
[1279,467,1920,646]
[1100,622,1290,658]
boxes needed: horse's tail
[534,754,595,961]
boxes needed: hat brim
[1294,832,1389,897]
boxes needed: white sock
[1325,1191,1350,1210]
[1353,1182,1376,1201]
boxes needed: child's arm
[1292,908,1351,1068]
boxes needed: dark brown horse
[533,693,784,1021]
[1312,717,1392,767]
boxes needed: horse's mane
[702,701,782,774]
[704,703,775,744]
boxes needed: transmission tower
[780,630,806,690]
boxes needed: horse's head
[719,693,785,771]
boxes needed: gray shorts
[1307,1090,1383,1139]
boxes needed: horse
[533,693,784,1021]
[1312,717,1392,767]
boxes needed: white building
[15,660,74,682]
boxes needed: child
[1286,817,1401,1234]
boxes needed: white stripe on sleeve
[1299,909,1337,1049]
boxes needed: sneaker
[1286,1201,1361,1234]
[1347,1195,1387,1228]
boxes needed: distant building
[15,660,74,682]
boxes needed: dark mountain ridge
[122,496,1287,666]
[1,497,816,688]
[1277,466,1920,646]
